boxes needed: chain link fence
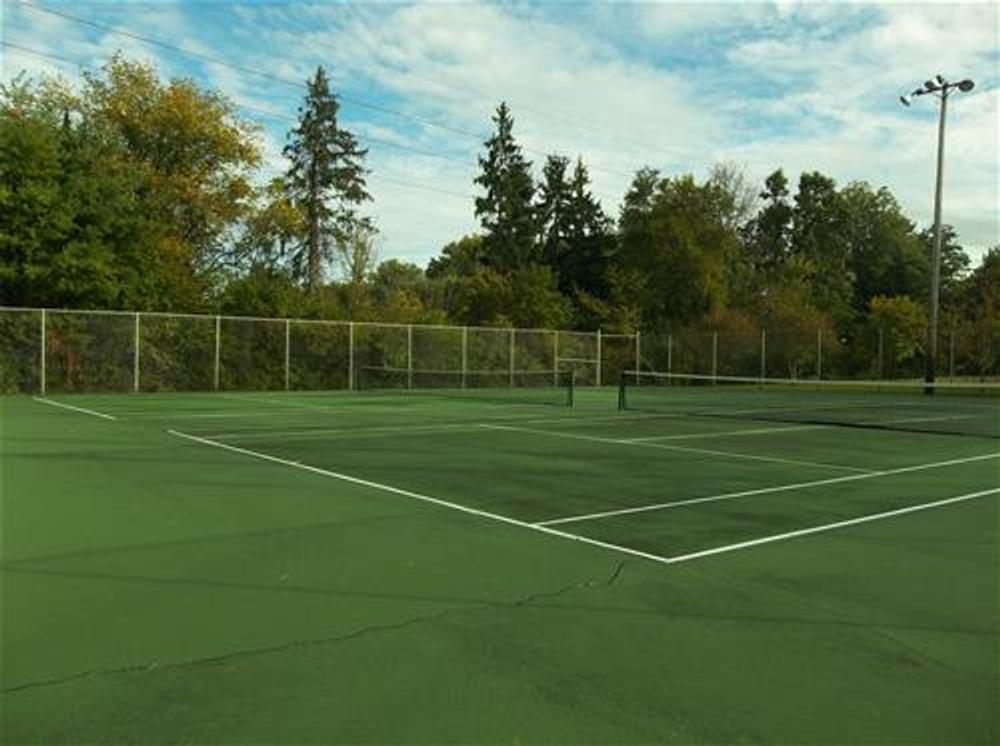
[2,306,996,394]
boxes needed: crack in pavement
[2,561,629,696]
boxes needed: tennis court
[2,378,998,743]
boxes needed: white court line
[624,424,824,442]
[167,428,677,566]
[31,397,117,421]
[877,414,976,425]
[168,429,999,569]
[536,451,1000,526]
[480,423,874,474]
[661,487,1000,565]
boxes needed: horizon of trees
[2,56,997,377]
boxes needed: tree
[337,224,380,316]
[791,171,852,317]
[743,169,793,275]
[236,177,306,271]
[616,172,736,328]
[537,154,573,273]
[474,103,537,271]
[426,234,484,279]
[708,161,759,233]
[82,56,261,285]
[562,158,613,298]
[284,66,373,290]
[1,62,257,311]
[918,224,971,311]
[838,182,925,314]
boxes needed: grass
[1,386,998,744]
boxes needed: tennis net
[357,367,574,407]
[618,371,1000,439]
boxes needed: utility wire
[19,1,486,141]
[3,40,475,202]
[18,1,644,180]
[340,0,690,165]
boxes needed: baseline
[31,397,117,421]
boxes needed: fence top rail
[0,306,621,339]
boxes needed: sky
[2,0,998,268]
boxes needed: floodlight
[900,95,911,107]
[958,79,975,92]
[935,74,947,86]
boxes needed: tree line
[1,57,997,374]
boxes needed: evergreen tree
[563,158,612,296]
[474,103,537,271]
[537,155,573,271]
[284,66,372,290]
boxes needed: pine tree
[474,103,537,271]
[284,66,372,290]
[537,155,572,269]
[563,158,612,296]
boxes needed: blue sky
[3,0,998,270]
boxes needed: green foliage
[283,66,372,289]
[474,103,537,271]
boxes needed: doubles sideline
[168,428,1000,568]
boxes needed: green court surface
[1,387,998,743]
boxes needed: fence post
[462,326,468,389]
[214,315,221,391]
[133,312,141,393]
[949,326,955,381]
[596,329,602,386]
[407,324,413,389]
[509,329,516,387]
[39,308,46,395]
[635,331,641,374]
[877,326,884,379]
[348,322,354,391]
[711,331,718,383]
[667,333,673,376]
[284,319,291,391]
[552,331,559,386]
[817,327,823,380]
[759,328,766,382]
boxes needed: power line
[2,40,475,202]
[19,1,486,142]
[18,1,643,180]
[339,0,691,165]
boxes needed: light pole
[900,75,974,393]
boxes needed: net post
[667,333,673,375]
[635,331,641,374]
[817,327,823,380]
[284,318,291,391]
[462,326,468,389]
[596,328,602,387]
[39,308,46,395]
[348,321,354,391]
[617,370,626,411]
[759,328,766,383]
[509,328,515,388]
[567,369,575,408]
[214,315,221,391]
[407,324,413,390]
[711,331,718,383]
[133,312,140,393]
